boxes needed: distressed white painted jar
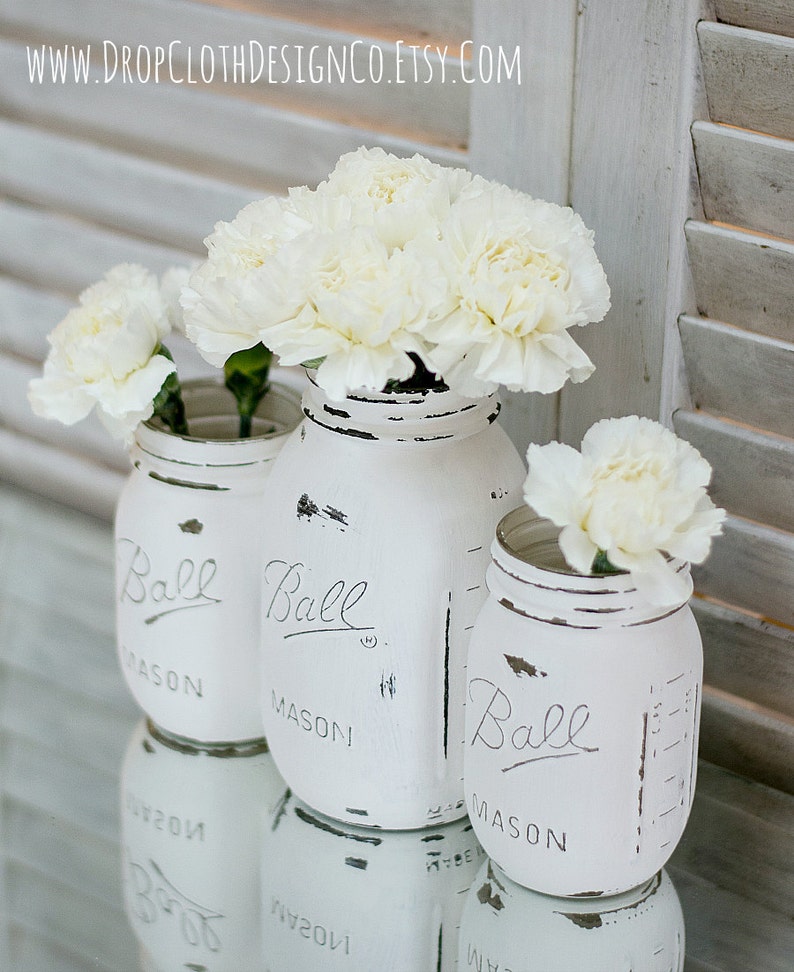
[459,859,685,972]
[121,719,286,972]
[260,788,485,970]
[260,380,526,829]
[115,379,302,745]
[464,507,703,896]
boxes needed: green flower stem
[591,549,623,575]
[224,342,273,438]
[152,345,189,436]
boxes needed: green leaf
[590,549,623,575]
[151,345,189,436]
[224,342,273,438]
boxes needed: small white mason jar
[260,379,526,829]
[464,507,703,897]
[115,378,302,746]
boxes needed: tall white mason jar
[260,380,526,829]
[115,379,302,746]
[465,507,703,896]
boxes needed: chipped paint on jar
[459,858,685,971]
[260,379,527,829]
[464,507,703,896]
[115,379,302,745]
[260,788,485,970]
[121,719,287,972]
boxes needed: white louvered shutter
[673,5,794,792]
[0,0,472,517]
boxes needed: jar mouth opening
[146,413,281,442]
[144,378,297,443]
[496,506,629,579]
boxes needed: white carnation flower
[317,146,472,252]
[418,183,611,397]
[524,416,725,605]
[160,265,193,335]
[27,263,175,444]
[249,226,444,400]
[181,195,322,366]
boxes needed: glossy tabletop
[0,484,791,971]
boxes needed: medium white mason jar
[464,507,703,897]
[458,859,685,972]
[260,789,485,970]
[121,719,286,972]
[260,380,526,829]
[115,379,302,746]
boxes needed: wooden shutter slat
[698,686,794,794]
[693,596,794,719]
[0,277,71,360]
[0,355,129,471]
[678,316,794,438]
[0,120,258,251]
[670,760,794,969]
[671,759,794,911]
[692,515,794,628]
[0,198,192,294]
[0,429,122,520]
[208,0,472,46]
[0,0,467,148]
[684,222,794,341]
[688,757,794,831]
[673,409,794,532]
[0,39,464,192]
[692,121,794,241]
[0,474,115,563]
[670,866,794,971]
[715,0,794,39]
[698,21,794,140]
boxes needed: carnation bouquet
[29,146,611,440]
[182,146,611,403]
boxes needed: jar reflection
[458,859,685,972]
[261,789,486,970]
[120,719,286,971]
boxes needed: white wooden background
[0,0,791,803]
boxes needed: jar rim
[490,506,692,617]
[134,378,303,467]
[495,506,625,578]
[303,375,499,442]
[143,377,298,443]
